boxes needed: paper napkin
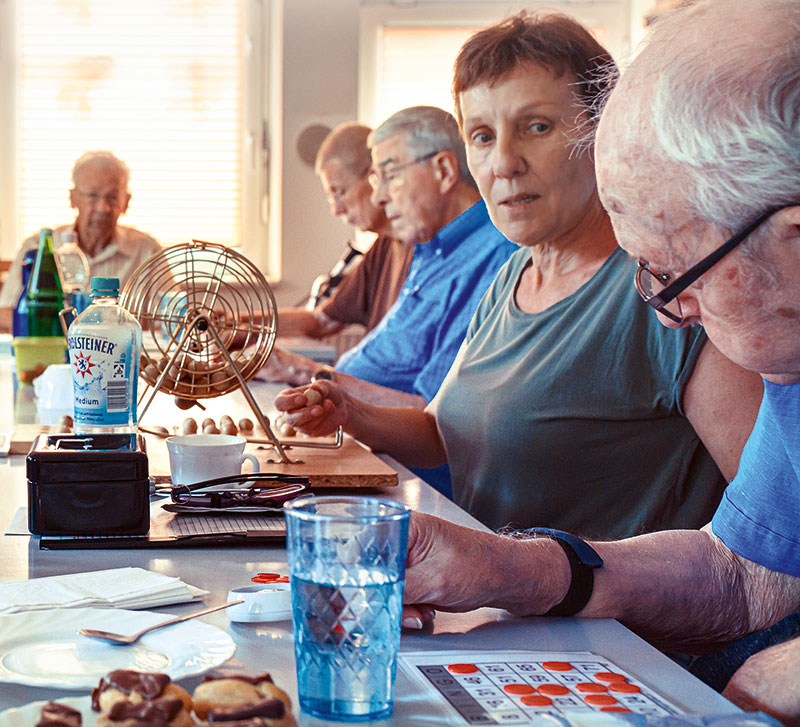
[0,567,208,614]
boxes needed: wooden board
[147,435,398,488]
[9,424,50,455]
[12,424,398,488]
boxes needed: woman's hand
[273,380,350,436]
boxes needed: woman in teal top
[435,246,719,536]
[274,12,763,538]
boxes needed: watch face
[312,368,334,381]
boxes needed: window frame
[358,1,632,128]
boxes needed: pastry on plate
[37,701,82,727]
[91,669,192,727]
[192,674,295,726]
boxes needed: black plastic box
[27,433,150,536]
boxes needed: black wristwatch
[513,527,603,617]
[310,366,334,383]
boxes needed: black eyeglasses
[635,206,782,323]
[367,151,440,191]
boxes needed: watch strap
[514,527,603,617]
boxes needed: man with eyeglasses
[267,123,413,366]
[274,107,516,496]
[329,106,516,406]
[0,150,161,330]
[398,0,800,720]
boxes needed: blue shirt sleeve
[712,378,800,576]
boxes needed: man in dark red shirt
[277,123,413,341]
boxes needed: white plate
[0,607,235,689]
[0,696,93,727]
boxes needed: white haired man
[392,0,800,721]
[275,122,412,341]
[263,123,413,385]
[0,151,161,330]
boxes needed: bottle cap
[90,277,120,295]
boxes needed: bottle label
[68,330,136,426]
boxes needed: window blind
[377,27,476,121]
[18,0,243,247]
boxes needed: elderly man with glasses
[274,122,413,343]
[391,0,800,721]
[275,106,516,497]
[0,150,161,330]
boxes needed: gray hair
[369,106,475,187]
[315,122,373,177]
[71,151,131,192]
[641,0,800,230]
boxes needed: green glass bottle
[27,228,65,337]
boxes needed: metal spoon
[77,599,244,645]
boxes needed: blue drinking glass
[285,495,411,722]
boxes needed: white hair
[72,151,131,192]
[640,0,800,230]
[369,106,475,187]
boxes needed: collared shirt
[712,378,800,577]
[335,199,516,401]
[0,222,162,308]
[320,234,413,332]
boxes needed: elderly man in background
[276,122,412,340]
[265,122,413,381]
[274,106,516,496]
[0,150,161,331]
[325,106,516,404]
[394,0,800,721]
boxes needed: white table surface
[0,358,738,720]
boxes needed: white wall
[271,0,363,306]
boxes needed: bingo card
[399,650,682,724]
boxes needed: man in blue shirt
[278,107,516,496]
[315,107,515,406]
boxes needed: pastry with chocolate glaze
[192,674,295,727]
[91,670,192,727]
[95,698,188,727]
[36,702,82,727]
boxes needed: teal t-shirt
[433,246,726,538]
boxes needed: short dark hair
[453,11,617,129]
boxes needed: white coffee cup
[166,434,260,485]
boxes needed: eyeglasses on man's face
[635,206,782,324]
[325,165,371,205]
[74,188,126,209]
[367,151,440,191]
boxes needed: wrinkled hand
[723,636,800,725]
[260,347,316,386]
[403,511,541,615]
[273,379,349,436]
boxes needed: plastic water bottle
[12,248,38,337]
[55,231,90,314]
[68,277,142,438]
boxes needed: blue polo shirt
[712,378,800,576]
[336,199,516,401]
